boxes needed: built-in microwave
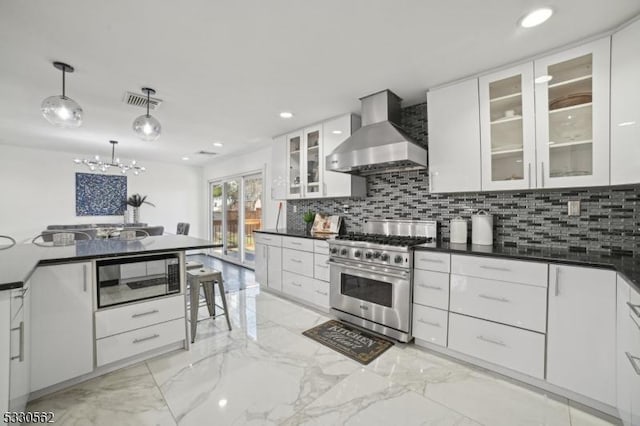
[96,253,181,308]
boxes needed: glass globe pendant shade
[132,113,161,141]
[41,95,84,128]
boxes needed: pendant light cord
[61,66,66,98]
[146,89,150,117]
[111,141,116,163]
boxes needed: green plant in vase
[303,211,315,234]
[126,194,155,223]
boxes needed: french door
[209,171,263,267]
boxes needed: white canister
[449,216,468,244]
[472,210,493,245]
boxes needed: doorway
[209,171,263,267]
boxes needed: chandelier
[74,140,146,175]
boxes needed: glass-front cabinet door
[286,132,302,198]
[304,125,323,197]
[534,37,610,188]
[480,63,536,190]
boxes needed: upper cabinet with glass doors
[286,131,303,198]
[274,113,365,200]
[534,37,610,188]
[480,63,536,190]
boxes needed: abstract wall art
[75,173,127,216]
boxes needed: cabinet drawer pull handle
[479,266,510,272]
[627,302,640,319]
[418,318,441,327]
[132,309,159,318]
[83,264,88,292]
[478,294,510,303]
[291,282,302,287]
[316,290,328,296]
[418,258,443,263]
[291,259,302,263]
[626,352,640,376]
[316,264,328,269]
[528,163,532,189]
[10,321,24,362]
[477,335,507,347]
[555,267,560,297]
[133,334,160,344]
[290,242,302,246]
[417,284,442,291]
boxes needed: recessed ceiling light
[520,8,553,28]
[279,111,294,119]
[535,75,553,84]
[213,142,224,147]
[182,156,190,161]
[332,130,343,135]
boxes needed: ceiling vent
[196,150,218,156]
[123,91,163,110]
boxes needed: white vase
[133,207,140,224]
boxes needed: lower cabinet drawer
[412,305,448,347]
[448,313,545,379]
[449,275,547,333]
[96,318,185,367]
[314,254,330,282]
[282,248,314,278]
[413,270,449,310]
[314,240,330,255]
[312,279,330,309]
[282,271,314,303]
[95,295,185,339]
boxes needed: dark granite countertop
[0,235,220,291]
[254,229,336,241]
[414,242,640,293]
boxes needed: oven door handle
[327,259,410,280]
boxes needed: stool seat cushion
[185,261,204,270]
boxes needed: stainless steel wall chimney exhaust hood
[326,90,427,175]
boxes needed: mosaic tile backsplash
[76,173,127,216]
[287,103,640,256]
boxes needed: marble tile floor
[28,287,620,426]
[187,254,259,293]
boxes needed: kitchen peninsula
[0,235,218,414]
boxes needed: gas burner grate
[335,233,433,247]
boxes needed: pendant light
[41,62,84,128]
[132,87,161,141]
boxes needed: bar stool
[187,267,232,343]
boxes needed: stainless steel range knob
[330,247,338,255]
[340,248,348,256]
[373,252,381,259]
[394,255,404,264]
[354,250,361,258]
[380,253,389,261]
[365,251,373,259]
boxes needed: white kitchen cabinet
[534,37,611,189]
[31,262,94,392]
[271,135,288,200]
[286,131,303,198]
[427,79,482,193]
[322,114,366,198]
[255,238,283,292]
[303,125,323,198]
[611,19,640,185]
[616,276,633,426]
[547,264,616,406]
[479,63,536,191]
[0,291,10,415]
[9,282,30,412]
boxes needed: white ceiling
[0,0,638,166]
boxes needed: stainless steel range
[328,220,437,342]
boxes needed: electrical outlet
[293,205,297,213]
[567,200,581,216]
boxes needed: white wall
[0,144,204,242]
[202,144,285,238]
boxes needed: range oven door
[329,259,412,334]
